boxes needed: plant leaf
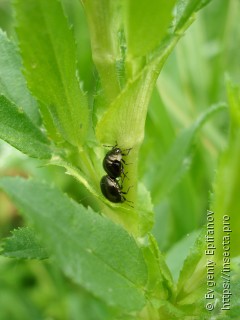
[124,0,176,58]
[166,229,201,283]
[0,177,148,312]
[175,231,240,317]
[141,234,174,302]
[212,80,240,258]
[96,65,158,148]
[82,0,122,102]
[95,0,214,152]
[0,30,40,125]
[151,103,227,203]
[1,227,48,260]
[0,95,51,159]
[176,228,206,304]
[15,0,89,147]
[95,21,186,149]
[174,0,212,32]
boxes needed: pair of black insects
[100,145,132,205]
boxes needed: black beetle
[103,145,131,179]
[100,175,132,205]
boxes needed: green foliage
[15,0,89,146]
[124,0,176,58]
[212,80,240,258]
[151,103,227,203]
[0,30,39,124]
[176,229,206,305]
[166,229,200,282]
[82,0,122,102]
[175,0,211,31]
[0,95,51,159]
[0,177,148,312]
[0,0,239,319]
[1,227,48,259]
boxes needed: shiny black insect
[100,175,133,205]
[103,145,131,179]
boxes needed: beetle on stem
[100,175,133,207]
[103,144,132,179]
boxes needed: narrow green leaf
[15,0,89,147]
[175,0,212,32]
[0,30,39,124]
[176,229,206,304]
[151,103,227,203]
[0,95,51,159]
[124,0,176,58]
[82,0,122,102]
[166,230,201,282]
[141,234,174,302]
[0,177,147,311]
[212,134,240,259]
[1,227,48,260]
[175,231,239,317]
[212,81,240,258]
[96,66,158,148]
[226,78,240,138]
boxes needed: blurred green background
[0,0,239,319]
